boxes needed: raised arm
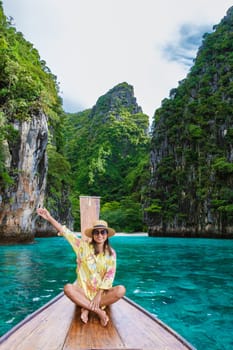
[37,207,82,253]
[37,208,63,233]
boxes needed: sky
[2,0,233,119]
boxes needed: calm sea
[0,236,233,350]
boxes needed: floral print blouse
[60,226,116,300]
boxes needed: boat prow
[0,293,196,350]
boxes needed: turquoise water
[0,236,233,350]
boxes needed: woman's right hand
[37,208,51,221]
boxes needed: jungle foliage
[3,1,233,236]
[63,83,150,231]
[0,3,71,210]
[145,7,233,235]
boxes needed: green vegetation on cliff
[145,6,233,236]
[3,1,233,237]
[0,3,71,220]
[0,6,61,122]
[64,83,150,231]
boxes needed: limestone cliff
[63,82,149,205]
[0,113,48,242]
[0,4,73,242]
[145,6,233,237]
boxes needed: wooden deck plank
[0,294,75,350]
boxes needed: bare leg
[100,285,126,308]
[64,284,109,326]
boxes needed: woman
[36,208,126,326]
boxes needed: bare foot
[80,308,89,324]
[98,309,109,327]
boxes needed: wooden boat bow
[0,293,196,350]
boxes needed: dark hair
[90,238,113,256]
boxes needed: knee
[64,283,73,296]
[115,285,126,298]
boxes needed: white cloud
[2,0,233,119]
[163,23,212,66]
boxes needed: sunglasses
[92,229,108,236]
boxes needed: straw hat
[84,219,115,238]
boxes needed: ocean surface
[0,236,233,350]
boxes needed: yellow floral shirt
[60,226,116,300]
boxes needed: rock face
[91,82,143,118]
[0,112,48,243]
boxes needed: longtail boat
[0,196,196,349]
[0,292,195,350]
